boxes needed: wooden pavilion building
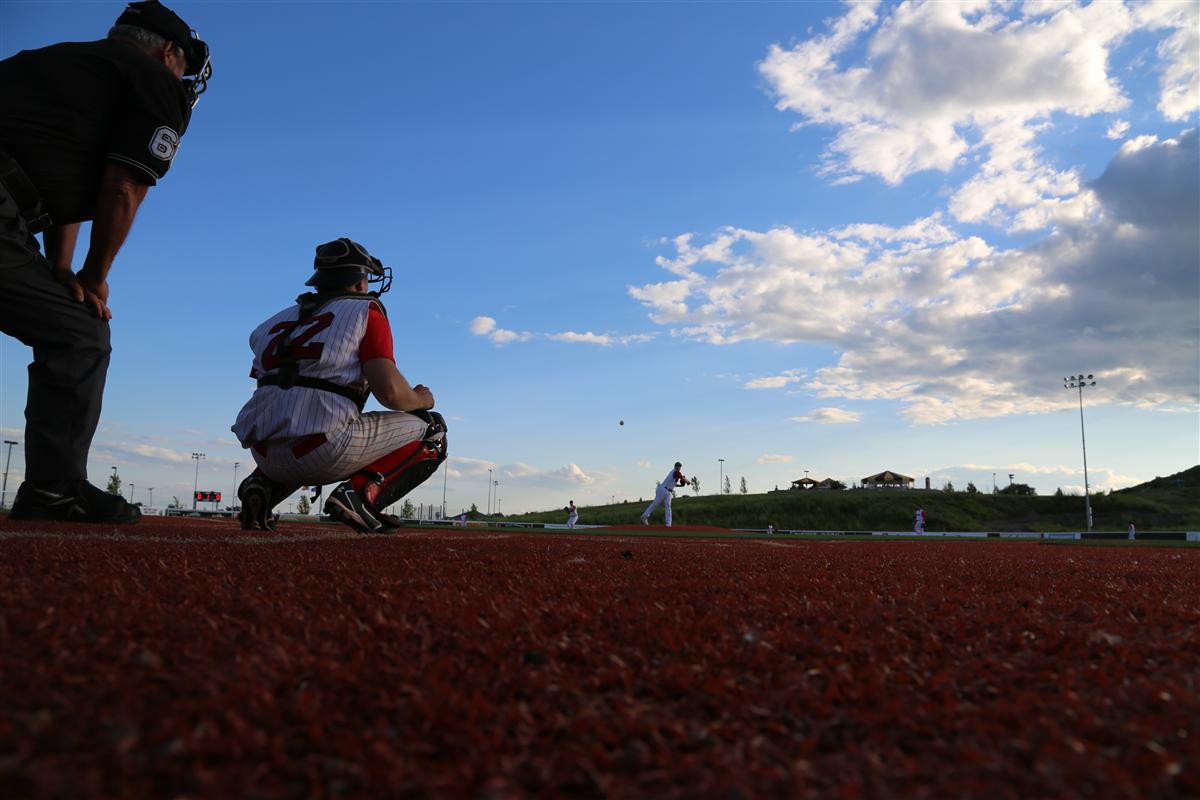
[861,470,914,490]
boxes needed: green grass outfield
[505,465,1200,533]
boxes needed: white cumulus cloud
[758,1,1197,232]
[1106,119,1131,140]
[632,131,1199,424]
[791,407,862,424]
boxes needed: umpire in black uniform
[0,1,212,523]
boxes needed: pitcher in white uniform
[641,461,688,527]
[231,237,447,533]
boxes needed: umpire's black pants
[0,182,110,483]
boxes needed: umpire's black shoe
[238,474,277,531]
[76,481,141,524]
[324,482,385,534]
[8,481,87,521]
[9,480,140,524]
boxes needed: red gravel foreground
[1,518,1197,798]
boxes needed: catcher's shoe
[324,482,385,534]
[640,516,649,526]
[373,510,405,530]
[238,475,277,531]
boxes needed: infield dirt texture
[2,517,1197,797]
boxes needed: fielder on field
[566,500,578,529]
[641,461,688,527]
[231,237,447,533]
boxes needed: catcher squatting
[231,238,447,534]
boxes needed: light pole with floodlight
[129,483,134,503]
[718,458,724,496]
[148,487,154,508]
[191,452,205,509]
[1,439,17,509]
[441,461,448,520]
[232,461,240,511]
[487,468,493,516]
[1064,374,1097,531]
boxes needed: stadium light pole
[1,440,17,509]
[1064,374,1097,532]
[191,452,205,510]
[487,468,493,516]
[441,461,448,520]
[232,461,240,511]
[129,483,134,502]
[718,458,724,496]
[148,487,154,508]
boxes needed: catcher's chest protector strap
[257,374,369,411]
[257,291,384,411]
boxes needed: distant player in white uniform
[914,506,926,534]
[566,500,578,529]
[641,461,688,527]
[231,237,447,533]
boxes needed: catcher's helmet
[306,237,392,295]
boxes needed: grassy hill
[507,466,1200,532]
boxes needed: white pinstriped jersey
[232,296,381,446]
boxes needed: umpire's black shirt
[0,38,191,225]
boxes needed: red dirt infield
[2,516,1197,797]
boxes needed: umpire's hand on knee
[55,269,111,321]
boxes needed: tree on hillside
[999,483,1037,496]
[401,499,415,518]
[723,476,731,495]
[467,503,480,520]
[943,481,955,492]
[296,494,311,514]
[1055,487,1064,496]
[106,470,122,495]
[966,482,978,494]
[826,479,847,490]
[690,477,700,496]
[739,477,747,494]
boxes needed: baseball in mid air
[619,420,624,426]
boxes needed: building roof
[862,470,914,483]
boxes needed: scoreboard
[194,490,222,502]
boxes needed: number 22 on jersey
[261,312,334,370]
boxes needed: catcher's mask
[115,1,212,108]
[306,237,393,296]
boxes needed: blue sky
[2,0,1197,517]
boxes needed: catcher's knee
[363,421,449,510]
